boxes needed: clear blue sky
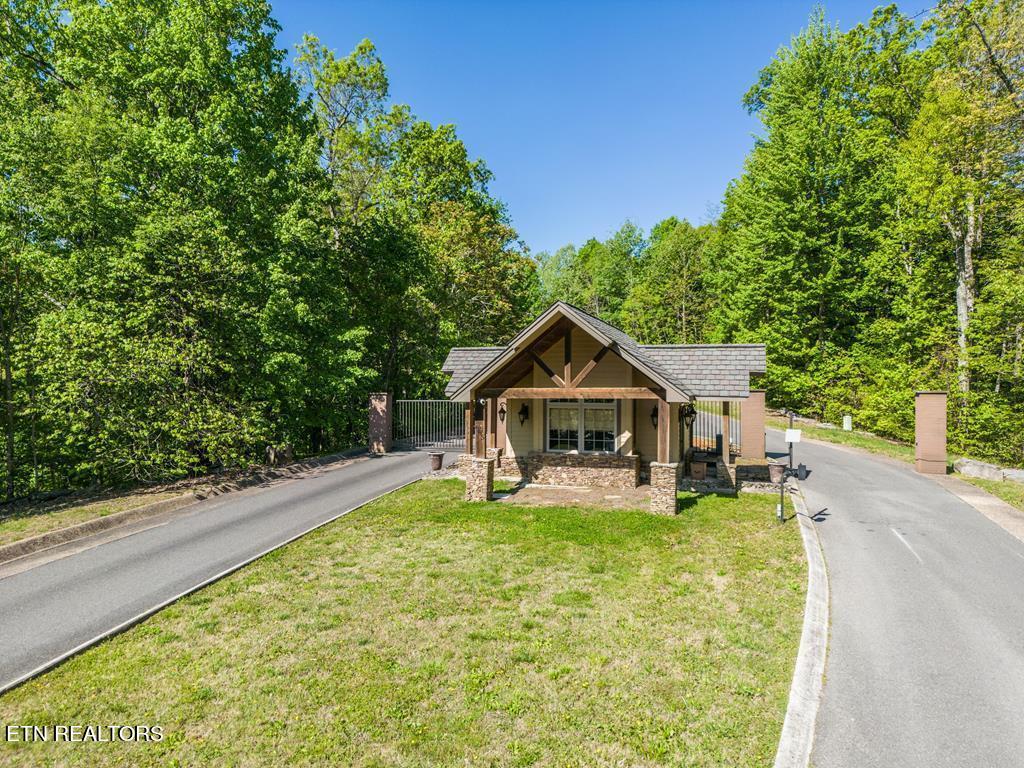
[271,0,902,255]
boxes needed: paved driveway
[767,430,1024,767]
[0,450,431,691]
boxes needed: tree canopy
[1,0,1022,500]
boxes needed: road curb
[0,470,421,696]
[0,448,367,568]
[774,483,830,768]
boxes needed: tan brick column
[465,456,495,501]
[741,390,766,460]
[649,461,680,515]
[915,391,947,474]
[368,392,392,454]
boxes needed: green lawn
[0,490,184,549]
[766,416,916,464]
[960,476,1024,513]
[0,480,804,767]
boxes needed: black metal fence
[393,399,465,449]
[692,400,742,454]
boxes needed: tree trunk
[0,309,14,501]
[1014,324,1022,379]
[952,197,979,395]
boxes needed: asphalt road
[767,430,1024,767]
[0,450,431,690]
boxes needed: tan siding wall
[505,326,663,457]
[632,399,679,462]
[619,398,635,455]
[635,399,657,460]
[504,372,533,457]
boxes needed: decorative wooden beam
[563,328,572,387]
[570,345,610,387]
[480,386,665,400]
[529,351,565,387]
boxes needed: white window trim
[545,399,618,454]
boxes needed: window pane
[583,407,615,452]
[548,406,579,451]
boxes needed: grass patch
[0,479,804,767]
[766,416,916,464]
[960,476,1024,513]
[0,491,184,548]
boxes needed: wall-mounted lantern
[680,402,697,429]
[650,406,659,429]
[518,403,529,426]
[498,403,507,423]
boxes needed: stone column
[465,456,495,501]
[741,390,766,460]
[649,461,680,515]
[368,392,392,454]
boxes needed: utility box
[914,392,947,475]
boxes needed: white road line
[890,527,923,564]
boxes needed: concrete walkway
[767,430,1024,767]
[0,450,430,691]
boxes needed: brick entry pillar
[915,391,947,474]
[369,392,393,455]
[741,390,766,460]
[465,456,495,501]
[649,462,680,515]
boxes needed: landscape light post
[788,410,794,470]
[768,462,786,523]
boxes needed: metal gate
[393,399,465,449]
[692,400,742,453]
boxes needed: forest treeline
[536,1,1024,468]
[0,0,537,497]
[1,0,1022,500]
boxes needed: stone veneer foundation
[523,452,640,489]
[464,457,495,501]
[649,461,680,515]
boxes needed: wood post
[657,397,670,464]
[487,397,498,452]
[721,401,731,465]
[474,420,486,458]
[464,394,474,455]
[495,397,507,455]
[563,327,572,385]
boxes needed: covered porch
[443,303,767,513]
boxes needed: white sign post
[785,428,801,470]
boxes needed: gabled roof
[442,347,503,398]
[443,301,766,401]
[640,344,766,399]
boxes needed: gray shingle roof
[442,347,502,398]
[441,302,766,400]
[640,345,766,399]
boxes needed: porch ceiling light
[650,406,658,429]
[518,403,529,426]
